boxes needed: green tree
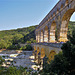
[0,66,30,75]
[0,56,5,65]
[20,44,33,50]
[61,28,75,74]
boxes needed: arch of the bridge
[37,47,40,54]
[50,21,56,42]
[59,9,75,42]
[65,0,69,6]
[36,33,38,43]
[41,48,45,59]
[40,30,44,42]
[48,50,56,62]
[33,46,36,56]
[34,46,36,51]
[37,32,40,43]
[44,26,49,42]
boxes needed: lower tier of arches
[33,44,62,65]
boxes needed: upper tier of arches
[36,0,75,43]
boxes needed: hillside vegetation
[0,25,38,49]
[0,21,75,50]
[68,21,75,38]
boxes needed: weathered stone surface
[34,0,75,62]
[35,0,75,43]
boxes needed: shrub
[8,44,20,50]
[20,44,33,50]
[0,56,5,65]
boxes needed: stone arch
[33,46,36,55]
[48,50,56,62]
[44,26,49,42]
[50,21,56,42]
[65,0,69,6]
[70,0,73,2]
[40,30,44,42]
[37,32,40,42]
[34,46,36,51]
[37,47,40,54]
[36,33,38,43]
[56,8,59,14]
[59,9,75,42]
[61,4,63,9]
[41,48,45,58]
[53,12,55,17]
[50,14,53,19]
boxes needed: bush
[8,44,20,50]
[0,56,5,65]
[20,44,33,50]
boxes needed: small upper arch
[65,0,69,6]
[37,47,40,54]
[44,25,48,30]
[34,46,36,51]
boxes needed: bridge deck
[33,42,63,48]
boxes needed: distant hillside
[0,25,38,49]
[0,25,38,39]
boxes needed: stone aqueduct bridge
[33,0,75,64]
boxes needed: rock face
[0,50,40,71]
[13,51,35,68]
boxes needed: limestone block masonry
[33,0,75,64]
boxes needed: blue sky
[0,0,75,30]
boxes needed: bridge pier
[38,52,41,65]
[34,50,37,61]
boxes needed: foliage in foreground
[41,28,75,75]
[0,66,31,75]
[0,56,5,65]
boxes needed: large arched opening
[34,46,36,51]
[50,21,56,42]
[59,9,75,42]
[48,50,56,62]
[37,47,40,54]
[36,33,38,43]
[65,0,69,6]
[40,30,43,42]
[44,26,49,42]
[33,46,36,56]
[41,48,45,59]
